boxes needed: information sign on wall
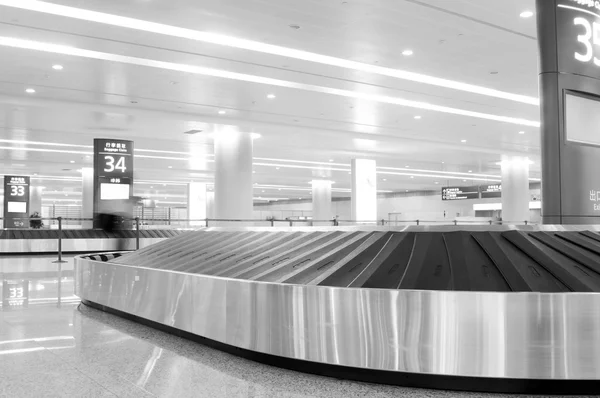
[2,175,30,228]
[93,139,134,227]
[441,186,479,201]
[480,184,502,199]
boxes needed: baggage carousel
[0,229,183,253]
[75,226,600,394]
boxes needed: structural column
[351,159,377,222]
[500,156,530,224]
[206,191,215,219]
[187,182,208,226]
[29,185,43,215]
[311,180,332,224]
[214,131,253,220]
[81,167,94,229]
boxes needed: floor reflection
[0,255,78,311]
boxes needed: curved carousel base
[75,226,600,394]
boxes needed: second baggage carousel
[75,226,600,394]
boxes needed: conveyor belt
[0,229,184,253]
[111,229,600,291]
[0,229,182,239]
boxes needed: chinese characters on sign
[441,186,479,201]
[480,184,502,199]
[590,189,600,210]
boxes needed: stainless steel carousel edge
[74,256,600,380]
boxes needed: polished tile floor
[0,255,597,398]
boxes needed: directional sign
[3,175,30,228]
[441,186,479,201]
[93,139,134,227]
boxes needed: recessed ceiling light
[410,176,414,179]
[405,165,410,168]
[519,131,525,134]
[329,159,334,162]
[402,49,414,56]
[276,167,280,170]
[25,88,35,93]
[253,170,256,173]
[150,186,154,189]
[0,37,540,127]
[218,110,226,115]
[414,115,422,120]
[520,11,534,18]
[52,64,63,70]
[461,139,467,143]
[463,179,467,182]
[468,170,472,173]
[3,2,539,106]
[70,160,75,163]
[383,178,387,181]
[267,94,276,99]
[168,166,173,168]
[435,182,439,184]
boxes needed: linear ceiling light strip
[0,0,539,105]
[0,37,540,127]
[378,171,502,182]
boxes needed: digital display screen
[100,183,130,200]
[565,92,600,146]
[7,201,27,213]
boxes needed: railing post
[489,220,493,225]
[454,220,458,226]
[381,219,385,226]
[525,220,528,225]
[135,217,140,250]
[52,217,67,264]
[416,219,420,226]
[289,220,293,227]
[271,219,275,227]
[205,218,209,228]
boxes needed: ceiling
[0,0,540,206]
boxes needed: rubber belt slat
[502,231,595,292]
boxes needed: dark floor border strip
[81,299,597,395]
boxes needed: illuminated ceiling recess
[0,139,542,181]
[0,0,539,106]
[0,37,540,127]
